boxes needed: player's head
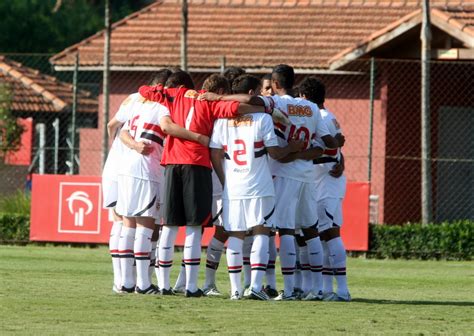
[165,70,195,89]
[260,73,273,96]
[202,74,231,94]
[271,64,295,92]
[299,76,326,105]
[232,75,261,96]
[148,68,173,86]
[223,67,246,89]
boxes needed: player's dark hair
[202,74,231,94]
[165,70,195,89]
[232,74,261,94]
[271,64,295,90]
[149,69,173,85]
[223,67,246,87]
[261,73,272,82]
[299,76,326,105]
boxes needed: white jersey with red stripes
[209,113,278,200]
[118,93,169,183]
[265,95,331,183]
[102,94,135,181]
[313,108,346,199]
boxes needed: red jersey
[139,85,240,168]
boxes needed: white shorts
[211,196,223,227]
[273,177,318,230]
[317,197,343,232]
[102,177,118,209]
[116,175,160,218]
[222,196,275,232]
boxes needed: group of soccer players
[102,64,351,302]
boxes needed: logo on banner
[58,182,102,234]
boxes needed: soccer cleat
[248,288,270,301]
[119,286,135,294]
[302,290,324,301]
[159,287,175,296]
[230,291,242,300]
[323,292,351,302]
[263,285,279,299]
[172,285,186,294]
[271,107,291,126]
[112,284,121,294]
[203,284,222,296]
[293,287,305,300]
[242,286,252,298]
[273,290,297,301]
[185,288,204,298]
[135,284,159,295]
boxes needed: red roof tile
[0,56,97,114]
[50,0,472,71]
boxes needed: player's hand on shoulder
[198,92,222,101]
[329,162,344,178]
[133,141,154,155]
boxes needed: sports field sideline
[0,245,472,335]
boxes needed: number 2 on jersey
[233,139,247,166]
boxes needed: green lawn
[0,245,473,335]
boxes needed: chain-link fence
[0,54,472,224]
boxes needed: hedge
[0,213,30,242]
[369,220,473,260]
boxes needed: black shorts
[163,164,212,226]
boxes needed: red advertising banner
[30,174,112,243]
[30,174,369,250]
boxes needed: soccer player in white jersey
[299,77,350,302]
[102,70,172,293]
[210,74,303,300]
[262,65,338,300]
[116,83,209,294]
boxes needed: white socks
[118,226,136,289]
[321,240,333,294]
[109,221,122,290]
[242,236,253,288]
[183,226,202,293]
[158,225,179,290]
[174,261,186,290]
[266,235,277,290]
[250,234,269,292]
[204,237,225,288]
[226,236,243,296]
[298,244,312,294]
[306,236,323,294]
[279,234,296,295]
[134,226,153,290]
[327,237,349,296]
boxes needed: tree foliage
[0,0,154,53]
[0,84,24,155]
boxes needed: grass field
[0,245,473,335]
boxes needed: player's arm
[277,145,324,163]
[159,115,210,146]
[107,117,123,139]
[199,92,264,106]
[335,133,345,147]
[210,148,225,187]
[266,139,304,160]
[119,129,153,155]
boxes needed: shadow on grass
[352,298,474,307]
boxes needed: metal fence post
[70,53,79,175]
[53,118,59,174]
[368,57,376,183]
[102,0,111,169]
[36,123,46,175]
[181,0,188,71]
[421,0,432,224]
[220,56,226,74]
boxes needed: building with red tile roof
[49,0,474,224]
